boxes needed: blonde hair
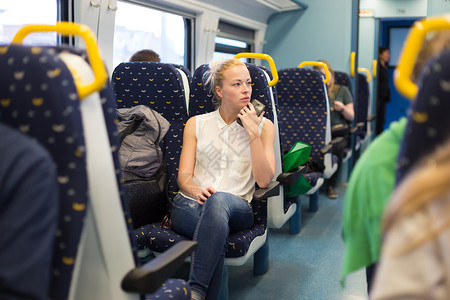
[313,59,336,99]
[383,139,450,254]
[204,59,247,108]
[412,31,450,82]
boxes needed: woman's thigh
[206,192,254,233]
[171,194,202,238]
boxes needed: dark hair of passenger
[378,46,389,55]
[129,50,161,62]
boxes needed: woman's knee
[171,195,201,237]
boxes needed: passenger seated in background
[314,60,354,199]
[371,140,450,299]
[129,49,161,62]
[171,59,275,300]
[0,122,58,299]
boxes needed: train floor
[227,184,368,300]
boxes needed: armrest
[253,181,280,201]
[321,137,344,155]
[320,143,333,155]
[276,166,305,186]
[121,240,197,294]
[367,114,376,121]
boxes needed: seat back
[170,64,191,111]
[334,71,353,97]
[396,51,450,185]
[188,63,216,116]
[277,68,334,178]
[112,61,189,202]
[0,44,88,300]
[66,47,190,300]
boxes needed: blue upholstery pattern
[258,66,299,214]
[112,61,188,201]
[396,51,450,184]
[334,71,353,96]
[145,279,190,300]
[188,64,216,116]
[136,197,267,259]
[171,64,192,82]
[61,47,140,260]
[0,45,87,300]
[112,61,192,299]
[277,68,330,187]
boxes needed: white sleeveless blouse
[181,109,264,203]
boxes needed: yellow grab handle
[234,52,279,87]
[298,61,330,84]
[358,68,372,82]
[12,22,107,99]
[395,15,450,100]
[350,52,356,77]
[373,60,377,78]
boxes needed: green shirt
[329,85,353,127]
[341,117,407,287]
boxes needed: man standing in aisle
[376,47,391,136]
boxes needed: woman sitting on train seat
[171,59,275,300]
[313,60,354,199]
[371,139,450,299]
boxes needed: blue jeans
[171,192,254,300]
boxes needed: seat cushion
[136,196,267,259]
[145,279,190,300]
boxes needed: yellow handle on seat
[350,52,356,77]
[358,68,372,82]
[233,52,279,87]
[12,22,107,99]
[373,60,377,78]
[298,61,330,84]
[395,15,450,100]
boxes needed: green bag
[283,142,312,197]
[283,142,311,172]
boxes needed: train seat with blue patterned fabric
[277,67,339,211]
[396,50,450,185]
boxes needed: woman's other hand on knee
[197,186,217,205]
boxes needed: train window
[213,37,250,61]
[213,21,253,61]
[0,0,57,45]
[113,1,189,69]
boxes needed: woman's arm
[239,103,275,188]
[334,101,354,122]
[177,117,216,204]
[333,86,354,121]
[251,120,275,188]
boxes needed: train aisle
[228,184,368,300]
